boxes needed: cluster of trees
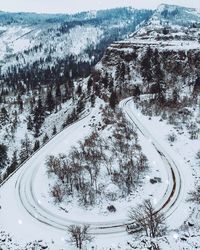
[140,47,179,106]
[188,185,200,204]
[0,75,89,184]
[26,82,73,138]
[0,133,46,182]
[0,7,153,102]
[88,66,142,111]
[47,106,148,206]
[67,201,166,250]
[188,151,200,204]
[0,93,86,182]
[2,55,90,94]
[137,94,200,141]
[1,78,76,135]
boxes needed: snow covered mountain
[155,4,200,26]
[91,4,200,94]
[133,4,200,40]
[1,4,200,250]
[0,7,152,177]
[0,8,152,74]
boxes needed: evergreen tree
[109,79,114,92]
[27,115,33,131]
[52,125,57,135]
[119,62,126,82]
[133,86,141,97]
[19,135,32,163]
[45,88,55,113]
[76,98,85,114]
[12,110,18,131]
[33,140,40,151]
[87,78,93,94]
[90,94,96,108]
[141,46,153,85]
[33,97,45,137]
[7,151,18,174]
[172,88,179,104]
[0,107,9,125]
[109,91,118,110]
[0,144,8,169]
[55,82,62,106]
[102,74,109,89]
[17,94,24,113]
[115,63,121,81]
[43,133,49,144]
[76,85,82,97]
[64,83,71,101]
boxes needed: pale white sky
[0,0,199,14]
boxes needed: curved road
[13,98,186,235]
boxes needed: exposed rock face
[90,5,200,96]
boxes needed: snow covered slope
[0,8,152,72]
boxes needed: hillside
[0,8,152,73]
[0,7,152,178]
[90,4,200,94]
[83,4,200,248]
[1,4,200,250]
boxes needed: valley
[0,3,200,250]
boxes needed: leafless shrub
[51,183,65,203]
[196,150,200,160]
[188,186,200,204]
[167,133,177,143]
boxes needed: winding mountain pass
[1,97,188,236]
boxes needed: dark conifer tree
[76,85,82,97]
[19,135,32,163]
[0,144,8,169]
[33,97,45,137]
[17,94,24,113]
[27,115,33,131]
[43,133,49,144]
[109,91,118,110]
[55,82,62,105]
[90,94,96,107]
[45,88,55,113]
[7,151,18,174]
[33,140,40,152]
[141,46,153,85]
[87,78,93,94]
[0,107,9,125]
[52,125,57,135]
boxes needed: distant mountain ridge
[155,4,200,26]
[0,7,149,25]
[131,3,200,42]
[0,7,152,93]
[88,4,200,101]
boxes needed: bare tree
[67,225,92,249]
[188,185,200,204]
[51,183,64,203]
[128,199,166,238]
[196,150,200,160]
[167,133,177,143]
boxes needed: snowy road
[0,98,192,240]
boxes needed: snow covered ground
[0,97,197,249]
